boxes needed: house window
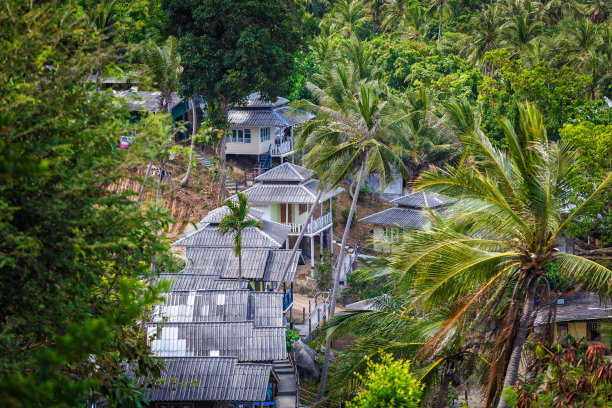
[260,127,271,142]
[299,204,308,215]
[587,321,602,341]
[227,129,251,143]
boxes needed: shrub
[341,207,357,225]
[347,353,423,408]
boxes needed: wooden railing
[282,212,332,235]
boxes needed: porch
[270,139,294,157]
[282,212,332,236]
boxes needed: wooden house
[225,93,314,163]
[236,163,344,271]
[359,191,449,252]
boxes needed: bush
[341,207,357,225]
[347,353,423,408]
[314,252,333,292]
[286,328,300,352]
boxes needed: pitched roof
[173,226,283,248]
[359,207,428,228]
[534,293,612,325]
[199,206,261,225]
[228,109,287,127]
[158,273,248,291]
[255,163,313,183]
[147,322,287,361]
[274,106,315,126]
[152,290,283,326]
[238,179,343,205]
[391,191,450,209]
[139,357,270,402]
[182,248,300,283]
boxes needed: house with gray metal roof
[225,92,314,160]
[359,191,450,251]
[235,162,344,272]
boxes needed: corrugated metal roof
[391,191,450,209]
[228,109,287,127]
[138,357,270,402]
[255,163,313,183]
[147,322,287,361]
[263,250,301,282]
[184,248,270,279]
[153,291,250,323]
[251,292,284,327]
[239,180,343,205]
[534,293,612,325]
[173,227,282,248]
[261,220,291,244]
[162,273,249,290]
[199,206,260,225]
[359,207,428,228]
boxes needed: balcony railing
[282,212,332,235]
[271,139,293,156]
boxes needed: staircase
[254,146,272,177]
[274,359,299,408]
[194,149,215,169]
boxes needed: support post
[310,236,315,276]
[309,300,312,316]
[290,306,293,330]
[329,198,334,255]
[303,307,306,323]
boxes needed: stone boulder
[293,339,321,382]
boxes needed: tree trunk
[316,155,369,402]
[238,248,242,285]
[137,161,153,205]
[438,3,443,43]
[217,96,229,204]
[275,191,324,292]
[497,278,537,408]
[181,98,197,186]
[434,362,452,408]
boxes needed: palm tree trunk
[181,98,197,186]
[275,191,324,292]
[497,278,537,408]
[438,3,443,43]
[434,362,452,408]
[137,161,153,205]
[317,155,369,402]
[217,96,229,204]
[238,249,242,285]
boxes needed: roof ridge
[269,108,289,126]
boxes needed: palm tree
[381,0,412,33]
[400,4,430,41]
[217,192,263,284]
[462,4,503,72]
[180,98,197,186]
[133,36,183,204]
[428,0,450,44]
[391,101,612,408]
[296,65,413,402]
[86,0,118,90]
[327,0,369,38]
[501,14,541,54]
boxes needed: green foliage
[286,51,320,101]
[314,252,334,292]
[286,328,301,352]
[163,0,305,120]
[0,2,178,406]
[505,339,612,408]
[341,207,357,224]
[560,120,612,245]
[346,353,424,408]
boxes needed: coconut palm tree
[392,101,612,408]
[401,4,430,41]
[133,36,183,204]
[462,4,504,72]
[327,0,369,38]
[501,14,541,54]
[296,64,413,402]
[428,0,451,43]
[381,0,412,33]
[180,98,198,186]
[217,192,263,284]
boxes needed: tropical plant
[296,62,413,401]
[462,4,503,71]
[387,101,612,408]
[86,0,119,90]
[428,0,451,43]
[217,192,263,284]
[380,0,412,33]
[327,0,369,38]
[501,14,541,54]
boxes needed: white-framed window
[226,129,251,143]
[260,127,271,142]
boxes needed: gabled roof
[182,248,300,283]
[391,191,449,209]
[158,273,248,291]
[138,357,271,402]
[359,207,428,229]
[152,290,283,326]
[238,179,343,205]
[227,92,314,128]
[255,163,313,183]
[274,106,315,126]
[228,109,287,127]
[173,226,285,248]
[147,322,287,361]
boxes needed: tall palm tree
[401,4,430,41]
[428,0,451,44]
[381,0,412,33]
[133,36,183,204]
[327,0,369,38]
[393,101,612,408]
[217,192,263,284]
[462,4,503,72]
[296,65,412,402]
[501,14,541,54]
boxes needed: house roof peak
[391,191,450,209]
[255,162,314,183]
